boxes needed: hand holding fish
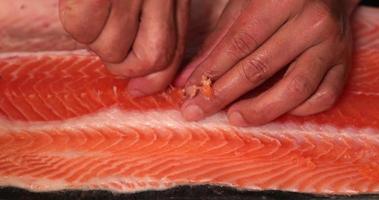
[177,0,360,126]
[59,0,189,97]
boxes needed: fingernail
[128,88,145,97]
[229,112,248,126]
[182,104,204,121]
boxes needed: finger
[183,1,293,90]
[227,44,335,126]
[290,64,348,116]
[90,0,142,63]
[181,13,323,121]
[126,62,178,97]
[174,0,248,87]
[106,0,176,78]
[59,0,111,44]
[127,0,190,97]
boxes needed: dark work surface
[361,0,379,7]
[1,186,379,200]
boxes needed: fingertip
[126,66,176,97]
[181,104,204,121]
[289,108,311,116]
[227,104,271,127]
[289,98,336,117]
[127,78,163,98]
[290,86,341,117]
[127,88,146,98]
[228,111,249,127]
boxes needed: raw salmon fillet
[1,3,379,195]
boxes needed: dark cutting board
[1,185,379,200]
[362,0,379,7]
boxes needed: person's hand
[176,0,359,126]
[59,0,189,96]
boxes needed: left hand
[176,0,359,126]
[59,0,190,97]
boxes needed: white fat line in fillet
[0,108,378,139]
[0,176,181,193]
[350,91,379,97]
[0,50,92,58]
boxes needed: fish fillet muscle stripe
[0,5,379,195]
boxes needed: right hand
[176,0,358,126]
[59,0,190,97]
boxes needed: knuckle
[101,51,125,63]
[312,1,333,19]
[143,52,170,72]
[94,44,127,63]
[305,1,342,36]
[312,55,327,71]
[139,32,176,72]
[320,19,341,37]
[240,56,269,84]
[228,31,258,57]
[60,0,110,44]
[61,21,92,44]
[287,75,314,95]
[137,41,174,73]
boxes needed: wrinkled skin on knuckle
[228,31,258,58]
[204,69,224,80]
[240,57,269,84]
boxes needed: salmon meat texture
[1,4,379,196]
